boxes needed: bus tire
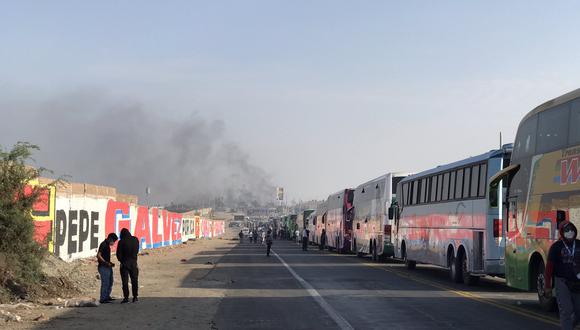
[461,252,479,286]
[533,259,557,312]
[450,254,462,283]
[402,243,416,270]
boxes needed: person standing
[266,230,273,257]
[302,227,309,251]
[261,231,266,245]
[238,230,244,243]
[253,230,258,244]
[116,228,140,303]
[320,229,327,251]
[97,233,118,304]
[545,221,580,330]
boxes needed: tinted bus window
[430,176,438,202]
[436,174,443,201]
[537,103,570,154]
[420,178,427,204]
[514,115,538,158]
[449,171,456,200]
[442,172,450,201]
[455,169,464,199]
[402,183,408,206]
[470,165,480,198]
[462,167,471,199]
[569,99,580,145]
[478,163,487,197]
[412,180,419,205]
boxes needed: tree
[0,142,54,284]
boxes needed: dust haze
[0,89,275,207]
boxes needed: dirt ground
[0,232,238,330]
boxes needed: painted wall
[30,180,225,261]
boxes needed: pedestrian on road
[295,229,300,244]
[266,230,273,257]
[302,227,309,251]
[249,230,254,243]
[117,228,140,304]
[261,231,266,245]
[545,221,580,329]
[97,233,118,304]
[238,230,244,243]
[320,229,327,250]
[253,230,258,244]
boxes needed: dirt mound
[0,254,99,304]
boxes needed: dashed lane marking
[272,249,354,330]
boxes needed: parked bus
[391,145,512,285]
[310,201,328,246]
[298,209,315,231]
[325,189,355,253]
[352,173,408,261]
[489,88,580,310]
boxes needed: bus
[298,209,315,231]
[309,201,328,246]
[489,88,580,310]
[325,189,355,253]
[352,173,408,261]
[391,145,512,285]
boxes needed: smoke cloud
[0,89,275,207]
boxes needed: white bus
[352,172,409,261]
[390,145,512,285]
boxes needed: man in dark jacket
[545,221,580,329]
[97,233,118,304]
[116,228,140,303]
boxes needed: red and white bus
[391,145,512,284]
[325,189,355,253]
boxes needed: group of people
[239,228,274,256]
[97,228,140,305]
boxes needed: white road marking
[272,249,354,330]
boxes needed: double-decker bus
[325,189,355,253]
[352,173,408,261]
[490,88,580,310]
[391,145,512,285]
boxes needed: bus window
[489,182,499,208]
[449,171,456,200]
[436,174,443,201]
[402,183,409,206]
[412,180,419,205]
[478,163,487,197]
[514,114,537,158]
[420,178,427,204]
[455,169,464,199]
[442,172,450,201]
[430,176,438,202]
[462,167,471,199]
[537,103,570,154]
[569,99,580,145]
[470,165,480,198]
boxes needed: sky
[1,1,580,203]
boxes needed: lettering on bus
[560,156,580,185]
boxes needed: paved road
[208,239,558,330]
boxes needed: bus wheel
[450,254,462,283]
[461,252,479,286]
[402,244,416,270]
[534,260,557,312]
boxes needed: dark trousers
[120,260,139,298]
[302,239,308,251]
[267,243,272,256]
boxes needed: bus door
[506,196,521,284]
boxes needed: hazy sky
[1,1,580,202]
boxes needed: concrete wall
[31,180,225,261]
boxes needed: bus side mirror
[557,210,566,229]
[388,207,394,220]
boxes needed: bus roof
[400,147,510,183]
[356,172,413,188]
[521,88,580,123]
